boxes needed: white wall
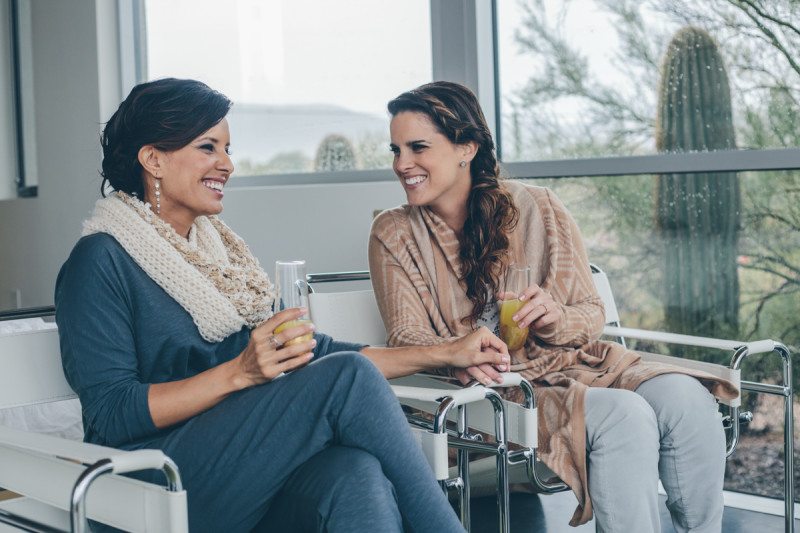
[0,0,407,310]
[222,182,404,276]
[0,0,110,310]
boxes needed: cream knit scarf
[82,192,275,342]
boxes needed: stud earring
[154,179,161,215]
[459,160,467,168]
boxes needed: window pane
[497,0,800,161]
[0,0,18,199]
[144,0,431,176]
[518,169,799,500]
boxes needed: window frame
[123,0,800,182]
[490,1,800,179]
[0,0,34,199]
[123,0,499,187]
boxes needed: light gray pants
[585,374,725,533]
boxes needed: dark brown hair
[388,81,519,323]
[100,78,232,198]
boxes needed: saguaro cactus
[314,134,357,172]
[655,27,740,338]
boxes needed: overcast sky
[146,0,432,117]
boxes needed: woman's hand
[445,327,510,386]
[507,284,559,331]
[235,308,316,388]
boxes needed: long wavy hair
[388,81,519,323]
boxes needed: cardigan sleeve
[368,211,448,348]
[530,188,605,347]
[55,235,158,447]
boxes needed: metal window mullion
[430,0,498,142]
[503,148,800,179]
[117,0,147,96]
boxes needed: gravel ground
[724,431,800,501]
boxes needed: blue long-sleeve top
[55,233,362,448]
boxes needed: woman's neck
[430,179,471,238]
[162,215,192,240]
[431,202,468,239]
[144,197,193,238]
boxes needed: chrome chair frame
[310,268,796,533]
[590,264,794,533]
[0,307,188,533]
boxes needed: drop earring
[154,179,161,215]
[459,160,467,168]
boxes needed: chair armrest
[109,449,171,474]
[0,424,170,472]
[391,384,489,407]
[0,425,187,532]
[487,372,523,387]
[391,375,538,449]
[0,424,130,466]
[602,326,785,408]
[603,325,777,355]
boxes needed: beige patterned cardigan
[368,180,738,526]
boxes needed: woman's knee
[585,388,659,449]
[636,374,721,435]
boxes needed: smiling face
[141,118,233,236]
[389,111,475,219]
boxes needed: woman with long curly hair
[369,81,738,532]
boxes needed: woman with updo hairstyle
[56,78,513,532]
[369,81,739,532]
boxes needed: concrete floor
[466,490,799,532]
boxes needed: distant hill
[227,103,389,165]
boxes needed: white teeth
[404,175,427,185]
[203,180,223,191]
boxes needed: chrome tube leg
[70,459,113,533]
[733,343,795,532]
[779,345,794,533]
[434,397,457,497]
[457,405,471,531]
[495,442,509,533]
[726,404,740,458]
[485,391,509,533]
[728,346,749,459]
[162,456,184,492]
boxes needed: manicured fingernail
[310,339,317,346]
[502,355,510,363]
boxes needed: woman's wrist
[225,356,256,392]
[430,340,457,368]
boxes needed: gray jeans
[585,373,725,533]
[135,352,464,533]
